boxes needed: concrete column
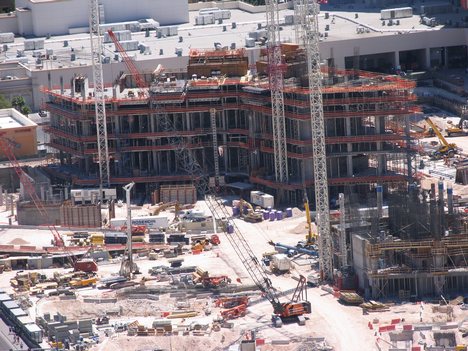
[443,47,449,68]
[376,185,383,220]
[9,195,14,217]
[425,48,431,70]
[0,185,3,206]
[40,185,45,202]
[447,183,453,215]
[394,51,400,69]
[64,187,69,201]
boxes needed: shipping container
[380,7,413,20]
[0,33,14,44]
[250,191,274,208]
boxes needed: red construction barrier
[411,347,421,351]
[379,325,396,332]
[256,339,265,346]
[403,325,413,331]
[391,318,401,325]
[368,322,373,330]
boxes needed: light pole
[120,181,134,278]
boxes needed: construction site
[1,0,468,351]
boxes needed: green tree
[11,95,31,115]
[0,94,11,109]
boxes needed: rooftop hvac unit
[175,48,182,56]
[232,22,237,29]
[16,49,23,57]
[159,49,164,55]
[245,37,255,48]
[71,53,76,61]
[46,48,53,56]
[230,42,236,50]
[114,54,119,61]
[64,40,68,47]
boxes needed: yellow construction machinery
[152,201,180,216]
[424,117,457,159]
[446,106,468,136]
[238,199,263,223]
[303,192,317,245]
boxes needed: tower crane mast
[265,0,288,184]
[296,0,333,280]
[88,0,110,194]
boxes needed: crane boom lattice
[266,0,288,183]
[297,0,333,280]
[89,0,110,191]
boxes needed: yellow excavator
[446,106,468,136]
[238,199,263,223]
[424,116,457,159]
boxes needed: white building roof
[0,108,37,129]
[0,5,451,72]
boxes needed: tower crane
[0,138,64,247]
[296,0,333,281]
[88,0,110,197]
[265,0,288,185]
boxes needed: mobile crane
[424,116,457,159]
[206,196,311,326]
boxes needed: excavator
[152,201,181,217]
[446,106,468,136]
[236,199,263,223]
[424,116,457,159]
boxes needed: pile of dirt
[292,207,303,217]
[8,238,30,245]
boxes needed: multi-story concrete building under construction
[44,45,418,204]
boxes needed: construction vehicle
[446,106,468,136]
[191,234,221,251]
[69,276,98,288]
[215,296,249,309]
[270,253,292,274]
[236,199,263,223]
[424,116,457,159]
[95,315,110,325]
[220,304,247,320]
[303,191,317,246]
[152,201,180,216]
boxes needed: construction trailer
[44,45,417,205]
